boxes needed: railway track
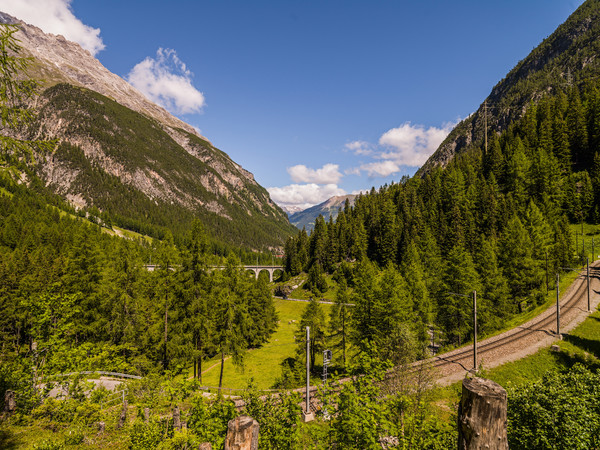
[424,261,600,383]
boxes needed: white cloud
[267,183,346,209]
[127,48,205,115]
[358,161,401,178]
[287,163,342,184]
[378,121,454,167]
[345,140,373,156]
[344,167,361,176]
[1,0,105,55]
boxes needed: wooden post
[144,407,150,424]
[4,390,16,413]
[173,405,181,430]
[117,400,128,429]
[587,257,591,312]
[224,415,259,450]
[458,377,508,449]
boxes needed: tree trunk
[164,292,168,370]
[342,308,346,367]
[457,377,508,449]
[224,415,259,450]
[198,351,203,383]
[219,350,225,390]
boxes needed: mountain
[419,0,600,175]
[0,12,295,249]
[289,195,356,231]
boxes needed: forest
[4,5,600,446]
[282,83,600,360]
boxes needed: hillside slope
[0,12,295,248]
[419,0,600,174]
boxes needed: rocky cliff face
[418,0,600,175]
[0,12,294,248]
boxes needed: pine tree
[567,88,588,168]
[329,278,351,368]
[500,216,544,311]
[295,298,327,369]
[438,244,480,346]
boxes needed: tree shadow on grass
[556,333,600,371]
[563,333,600,357]
[0,428,20,450]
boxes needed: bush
[33,440,64,450]
[187,396,237,449]
[508,364,600,449]
[129,419,165,450]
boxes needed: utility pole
[582,222,585,261]
[303,326,314,422]
[545,250,549,295]
[473,290,478,372]
[588,257,591,312]
[556,274,561,338]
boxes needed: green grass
[571,222,600,263]
[198,299,332,390]
[433,308,600,412]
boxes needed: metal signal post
[556,273,561,338]
[473,290,477,372]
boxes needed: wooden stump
[458,377,508,450]
[224,415,259,450]
[144,407,150,424]
[173,405,181,430]
[198,443,212,450]
[4,390,16,413]
[117,400,128,429]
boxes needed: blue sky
[1,0,586,210]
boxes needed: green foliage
[508,364,600,449]
[129,419,165,450]
[32,440,64,450]
[242,383,301,449]
[186,396,237,448]
[295,298,327,369]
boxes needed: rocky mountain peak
[4,11,206,141]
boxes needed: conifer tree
[329,278,351,368]
[295,298,327,369]
[438,244,480,346]
[500,216,544,311]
